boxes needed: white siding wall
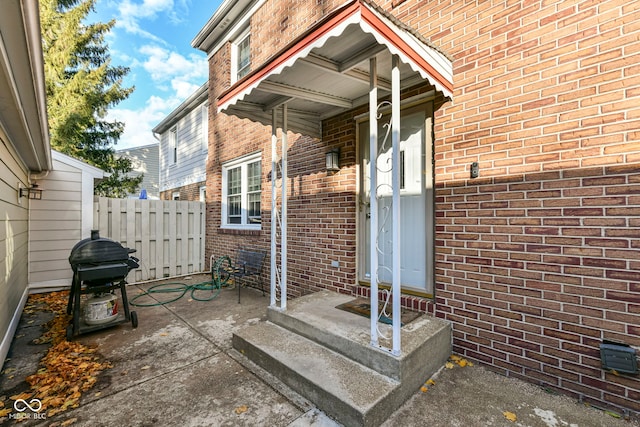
[159,102,207,192]
[0,131,30,366]
[117,144,160,198]
[28,151,104,289]
[28,159,82,286]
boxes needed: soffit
[218,0,453,138]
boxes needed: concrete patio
[1,273,638,426]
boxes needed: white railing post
[369,57,379,347]
[391,55,401,356]
[281,104,288,310]
[270,109,278,307]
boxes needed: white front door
[359,104,434,295]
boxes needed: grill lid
[69,231,134,267]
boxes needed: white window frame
[172,191,180,200]
[199,185,206,203]
[201,104,209,153]
[231,27,250,83]
[170,127,178,165]
[221,152,261,230]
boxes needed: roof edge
[152,82,209,134]
[51,150,105,178]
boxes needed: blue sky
[89,0,222,149]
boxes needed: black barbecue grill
[66,230,139,339]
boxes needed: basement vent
[600,342,638,374]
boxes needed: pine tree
[40,0,142,197]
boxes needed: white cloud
[118,0,173,25]
[100,1,208,150]
[110,43,206,149]
[171,80,201,100]
[139,44,207,82]
[111,94,183,150]
[114,0,180,43]
[138,43,207,102]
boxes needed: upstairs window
[201,104,209,153]
[233,29,251,82]
[221,153,261,229]
[170,127,177,164]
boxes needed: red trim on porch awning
[218,1,363,109]
[218,0,453,112]
[359,5,453,94]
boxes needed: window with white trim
[201,104,209,153]
[221,153,261,229]
[232,28,251,82]
[170,127,177,165]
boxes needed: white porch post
[270,108,278,307]
[270,105,288,310]
[369,57,379,348]
[391,55,401,356]
[281,104,288,310]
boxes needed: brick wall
[394,0,640,416]
[204,0,640,416]
[159,181,205,201]
[204,42,268,270]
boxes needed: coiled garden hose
[130,256,233,307]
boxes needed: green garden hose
[130,256,232,307]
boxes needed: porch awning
[218,0,453,138]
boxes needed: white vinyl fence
[93,197,206,282]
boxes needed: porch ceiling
[217,0,453,138]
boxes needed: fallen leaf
[159,333,168,337]
[503,411,517,422]
[426,379,436,386]
[610,369,619,376]
[420,386,428,392]
[456,359,468,367]
[18,291,112,418]
[235,405,248,414]
[140,365,151,370]
[10,392,32,401]
[449,354,462,361]
[0,408,11,417]
[445,362,455,369]
[61,418,78,426]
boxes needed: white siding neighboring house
[153,82,208,201]
[28,151,105,290]
[0,0,52,368]
[116,143,159,199]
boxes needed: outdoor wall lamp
[19,183,43,200]
[326,148,340,172]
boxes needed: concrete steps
[232,290,452,426]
